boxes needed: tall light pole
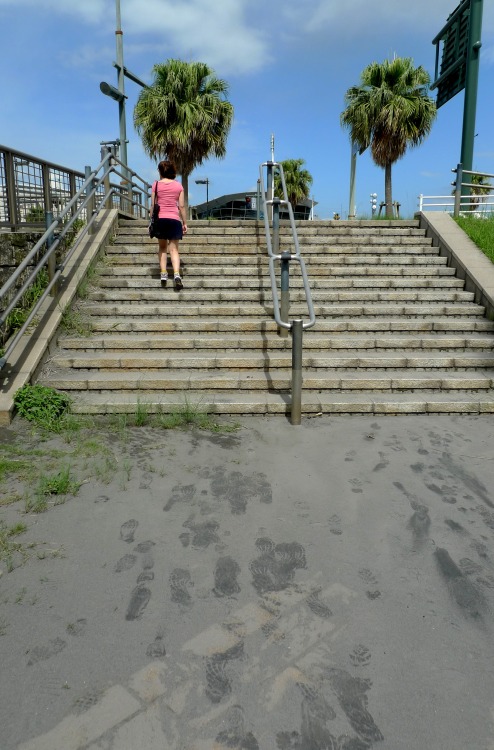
[115,0,127,174]
[100,0,148,179]
[348,141,358,219]
[195,178,210,218]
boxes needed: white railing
[418,165,494,217]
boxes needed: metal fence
[0,145,147,230]
[1,147,151,369]
[418,164,494,217]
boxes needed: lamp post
[370,193,377,217]
[195,178,210,219]
[100,0,148,179]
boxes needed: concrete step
[96,273,465,289]
[47,351,494,370]
[85,289,476,304]
[60,333,494,352]
[66,389,494,415]
[82,302,486,317]
[107,243,447,265]
[41,367,494,390]
[85,317,494,334]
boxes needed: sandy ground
[1,413,494,750]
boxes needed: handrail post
[272,196,280,255]
[85,166,96,235]
[266,161,274,222]
[291,319,303,425]
[45,210,57,296]
[4,150,18,228]
[280,250,290,338]
[101,146,112,209]
[453,163,463,217]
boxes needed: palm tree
[470,173,492,208]
[341,57,436,218]
[134,59,234,209]
[274,159,313,212]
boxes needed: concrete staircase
[38,219,494,415]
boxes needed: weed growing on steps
[153,397,240,432]
[77,263,102,300]
[14,384,71,432]
[59,304,93,337]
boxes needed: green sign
[432,0,471,109]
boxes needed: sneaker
[160,272,168,286]
[174,274,183,291]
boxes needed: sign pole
[459,0,484,205]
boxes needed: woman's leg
[168,239,181,276]
[158,239,168,278]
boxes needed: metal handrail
[0,149,151,370]
[259,160,316,424]
[259,162,315,331]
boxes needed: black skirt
[154,218,183,240]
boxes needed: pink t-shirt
[153,179,183,220]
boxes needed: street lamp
[99,0,148,179]
[195,178,210,219]
[370,193,378,217]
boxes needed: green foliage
[5,268,49,337]
[35,466,80,501]
[24,205,44,223]
[455,214,494,264]
[341,56,436,217]
[134,59,234,206]
[14,384,71,431]
[274,159,313,209]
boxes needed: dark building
[191,192,316,220]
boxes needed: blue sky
[1,0,493,219]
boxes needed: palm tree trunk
[181,172,189,218]
[385,163,393,218]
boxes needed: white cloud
[283,0,494,37]
[0,0,271,75]
[0,0,106,23]
[126,0,271,75]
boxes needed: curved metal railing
[259,160,316,424]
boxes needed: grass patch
[35,466,80,499]
[0,520,29,571]
[0,456,31,483]
[14,384,71,432]
[153,398,239,432]
[133,400,150,427]
[455,214,494,264]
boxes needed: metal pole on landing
[115,0,130,193]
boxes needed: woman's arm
[178,190,188,233]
